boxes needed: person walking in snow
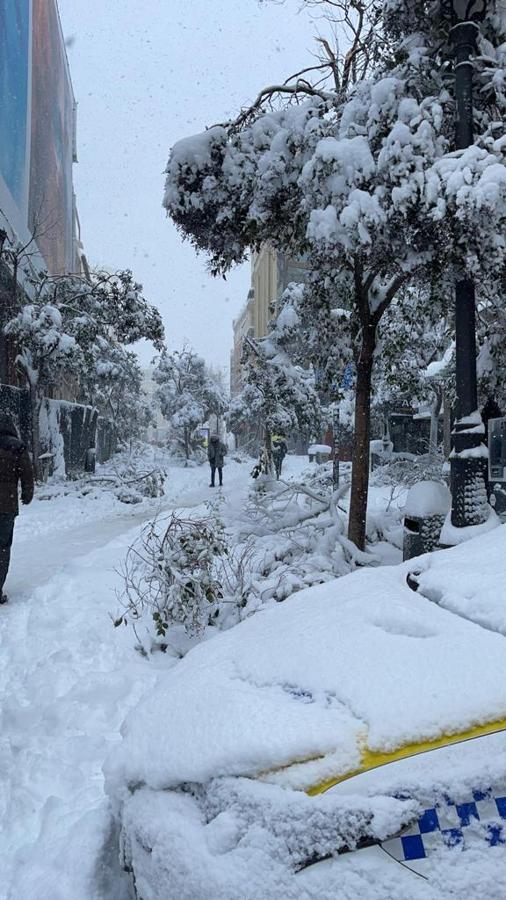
[208,433,226,487]
[272,435,288,480]
[0,415,34,603]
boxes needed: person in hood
[0,415,34,602]
[272,434,288,480]
[207,433,226,487]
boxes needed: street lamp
[442,0,489,530]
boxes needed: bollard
[403,481,451,561]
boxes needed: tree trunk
[332,407,340,488]
[348,337,374,551]
[443,393,452,459]
[264,427,273,474]
[428,391,442,461]
[183,426,190,464]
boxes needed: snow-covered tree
[477,275,506,414]
[94,346,153,447]
[5,304,82,473]
[63,269,164,353]
[230,285,322,459]
[5,268,165,466]
[164,2,506,548]
[374,285,454,459]
[68,270,164,444]
[47,269,163,400]
[154,347,227,461]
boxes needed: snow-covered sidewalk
[0,455,255,900]
[0,529,150,899]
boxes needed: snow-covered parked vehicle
[105,527,506,899]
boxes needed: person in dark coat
[208,434,226,487]
[0,416,34,602]
[272,435,288,480]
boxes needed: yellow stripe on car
[307,718,506,796]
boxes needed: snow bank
[407,524,506,635]
[106,535,506,800]
[439,507,499,546]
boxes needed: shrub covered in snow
[114,460,395,654]
[371,454,446,490]
[113,466,167,504]
[116,512,251,649]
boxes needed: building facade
[230,246,308,398]
[0,0,96,472]
[0,0,80,277]
[0,0,82,383]
[230,246,309,450]
[250,246,278,340]
[230,288,254,396]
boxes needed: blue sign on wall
[0,0,30,208]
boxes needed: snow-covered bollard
[308,443,332,465]
[403,481,451,562]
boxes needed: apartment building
[0,0,80,279]
[1,0,84,403]
[230,288,254,396]
[0,0,96,467]
[230,246,308,397]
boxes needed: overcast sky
[57,0,318,375]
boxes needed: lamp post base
[449,454,489,528]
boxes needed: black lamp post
[442,0,489,530]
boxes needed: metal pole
[332,405,340,487]
[453,22,477,150]
[449,21,489,528]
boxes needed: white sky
[57,0,318,375]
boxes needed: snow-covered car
[105,526,506,899]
